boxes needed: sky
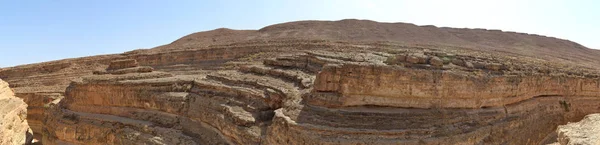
[1,0,599,67]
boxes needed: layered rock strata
[17,92,63,142]
[310,64,600,108]
[43,60,278,144]
[41,47,600,144]
[2,20,600,144]
[0,79,32,145]
[261,51,600,144]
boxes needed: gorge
[1,19,600,144]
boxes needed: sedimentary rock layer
[16,92,62,141]
[0,79,32,145]
[42,48,600,144]
[3,20,600,144]
[44,65,267,144]
[311,64,600,108]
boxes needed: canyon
[1,19,600,144]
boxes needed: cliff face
[41,44,600,144]
[556,114,600,145]
[2,19,600,144]
[0,79,32,145]
[312,64,600,108]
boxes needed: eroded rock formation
[39,47,600,144]
[555,114,600,145]
[1,19,600,144]
[0,79,32,145]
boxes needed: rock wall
[39,47,600,144]
[0,79,32,145]
[6,20,600,144]
[43,61,267,144]
[266,52,600,144]
[16,92,62,141]
[556,114,600,145]
[311,64,600,108]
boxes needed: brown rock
[384,54,406,65]
[310,63,600,108]
[108,66,154,75]
[465,61,474,68]
[107,59,139,70]
[406,53,428,64]
[473,61,486,69]
[451,59,465,66]
[396,54,407,62]
[557,114,600,145]
[486,63,504,71]
[0,79,32,145]
[1,19,600,145]
[428,56,444,67]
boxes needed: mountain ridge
[2,19,597,70]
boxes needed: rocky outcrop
[310,64,600,108]
[0,79,32,145]
[0,55,117,143]
[43,60,276,144]
[2,20,600,144]
[16,92,62,142]
[38,47,600,144]
[262,51,600,144]
[556,114,600,145]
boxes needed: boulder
[406,53,428,64]
[465,61,474,68]
[428,56,444,67]
[557,114,600,145]
[451,59,465,66]
[473,62,486,69]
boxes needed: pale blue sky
[1,0,598,67]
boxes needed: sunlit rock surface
[2,20,600,144]
[0,79,32,145]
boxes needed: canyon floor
[1,19,600,145]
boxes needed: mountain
[152,19,599,68]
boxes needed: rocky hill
[156,19,600,68]
[1,19,600,144]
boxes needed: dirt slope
[153,19,600,68]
